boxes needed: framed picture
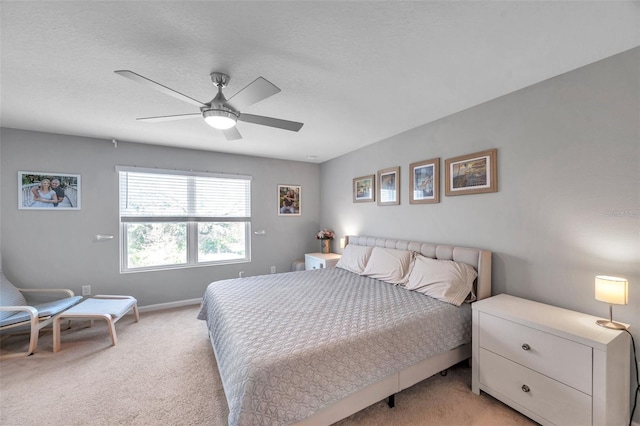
[409,158,440,204]
[353,175,375,203]
[445,149,497,196]
[377,166,400,206]
[277,184,301,216]
[18,171,81,210]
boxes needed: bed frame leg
[387,394,395,408]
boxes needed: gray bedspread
[198,267,471,425]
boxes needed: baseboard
[138,298,202,313]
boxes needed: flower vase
[321,239,331,254]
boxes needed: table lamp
[594,275,628,330]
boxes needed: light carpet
[0,305,536,425]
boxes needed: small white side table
[304,253,341,270]
[472,294,630,426]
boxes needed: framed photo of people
[18,171,81,210]
[409,158,440,204]
[444,149,497,196]
[353,175,375,203]
[277,184,301,216]
[377,166,400,206]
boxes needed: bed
[198,235,492,425]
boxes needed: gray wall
[1,46,638,421]
[0,129,321,306]
[321,47,639,416]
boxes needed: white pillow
[361,247,415,285]
[335,244,374,274]
[405,255,478,306]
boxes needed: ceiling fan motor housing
[202,107,238,119]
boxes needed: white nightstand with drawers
[304,253,341,270]
[472,294,630,426]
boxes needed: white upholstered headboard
[345,235,492,301]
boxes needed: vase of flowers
[316,229,335,254]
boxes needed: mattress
[198,267,472,425]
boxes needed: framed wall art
[353,175,375,203]
[377,166,400,206]
[409,158,440,204]
[444,149,497,196]
[277,184,301,216]
[18,171,81,210]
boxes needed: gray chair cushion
[0,295,82,328]
[0,273,27,321]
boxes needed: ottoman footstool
[53,295,139,352]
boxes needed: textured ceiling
[1,1,639,163]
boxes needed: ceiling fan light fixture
[203,109,238,130]
[115,70,304,140]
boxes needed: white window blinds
[118,167,251,222]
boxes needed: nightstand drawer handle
[521,343,531,351]
[522,384,530,393]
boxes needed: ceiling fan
[114,70,304,141]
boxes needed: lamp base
[596,319,626,330]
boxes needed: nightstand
[472,294,630,426]
[304,253,341,270]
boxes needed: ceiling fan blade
[115,70,206,108]
[223,127,242,141]
[136,113,202,122]
[238,113,304,132]
[225,77,281,111]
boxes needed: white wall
[320,47,639,420]
[0,130,321,306]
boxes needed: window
[118,166,251,272]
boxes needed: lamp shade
[594,276,628,305]
[203,109,237,130]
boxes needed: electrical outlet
[239,271,245,278]
[82,285,91,296]
[270,266,276,274]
